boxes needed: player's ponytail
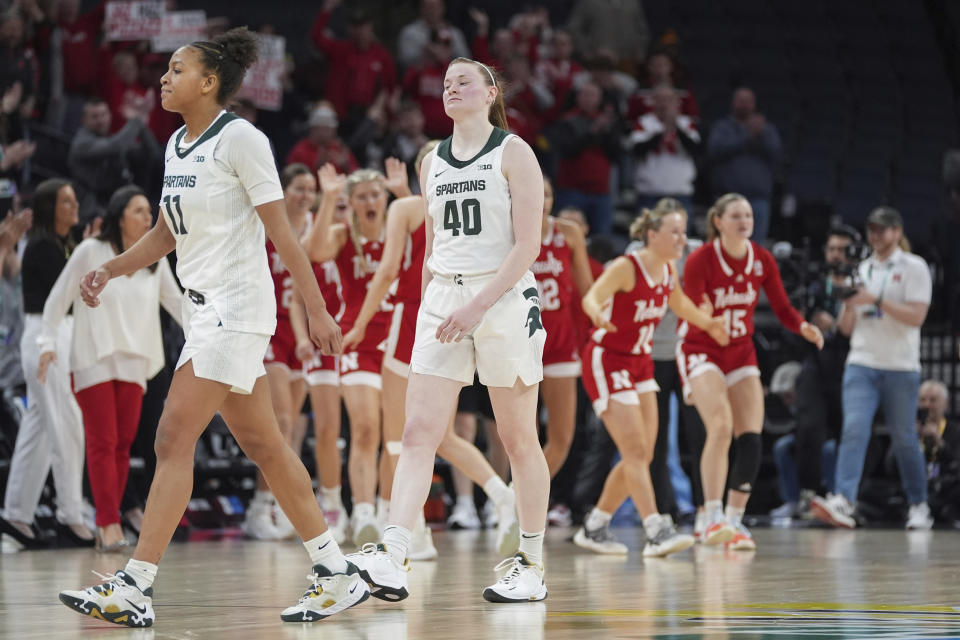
[345,169,387,274]
[449,57,509,130]
[706,193,747,242]
[630,197,687,244]
[192,26,259,104]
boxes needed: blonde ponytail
[631,197,687,244]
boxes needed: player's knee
[154,419,196,462]
[705,419,733,442]
[402,413,445,451]
[497,424,538,458]
[351,424,379,452]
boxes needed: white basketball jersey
[161,111,282,334]
[424,128,516,276]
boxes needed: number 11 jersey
[161,111,282,335]
[424,127,517,277]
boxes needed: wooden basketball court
[1,526,958,639]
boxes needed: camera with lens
[825,241,869,299]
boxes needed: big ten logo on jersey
[476,163,492,171]
[611,369,632,391]
[340,351,360,373]
[194,155,205,163]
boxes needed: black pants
[794,353,844,493]
[650,359,706,518]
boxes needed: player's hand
[800,321,824,350]
[706,316,730,347]
[437,299,485,343]
[294,337,316,363]
[308,305,342,356]
[79,266,112,307]
[698,293,714,316]
[383,157,410,198]
[342,325,366,352]
[584,301,616,332]
[318,163,346,196]
[37,351,56,383]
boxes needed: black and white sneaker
[280,561,371,622]
[59,570,154,627]
[482,553,547,603]
[642,523,695,557]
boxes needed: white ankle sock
[353,502,375,521]
[705,500,723,519]
[642,513,664,535]
[304,530,347,573]
[518,529,544,566]
[319,486,342,509]
[124,559,158,591]
[584,507,612,532]
[382,525,411,564]
[483,476,511,507]
[725,505,745,526]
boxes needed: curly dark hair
[190,26,259,104]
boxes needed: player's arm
[559,217,594,297]
[581,256,634,332]
[79,217,176,308]
[302,164,348,263]
[343,198,420,350]
[418,153,435,299]
[760,249,823,349]
[668,281,729,346]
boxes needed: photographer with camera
[781,227,858,518]
[811,207,933,530]
[916,380,960,525]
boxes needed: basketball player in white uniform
[58,28,370,627]
[348,57,550,603]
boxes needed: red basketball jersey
[266,239,295,321]
[393,221,425,305]
[312,259,344,323]
[681,239,803,348]
[336,234,392,334]
[591,252,674,356]
[533,218,577,323]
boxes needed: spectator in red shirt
[286,103,358,174]
[536,29,582,117]
[627,50,700,123]
[502,54,553,146]
[401,28,454,139]
[105,51,153,134]
[549,81,622,235]
[310,0,396,137]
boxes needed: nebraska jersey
[533,218,576,317]
[681,239,803,348]
[393,221,425,304]
[161,111,282,334]
[591,253,674,356]
[266,239,295,321]
[336,233,392,334]
[424,128,517,276]
[313,260,344,323]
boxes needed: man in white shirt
[811,207,933,530]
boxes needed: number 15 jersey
[161,111,283,335]
[424,127,517,276]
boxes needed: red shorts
[581,341,659,416]
[304,352,339,387]
[676,339,760,400]
[382,300,418,377]
[541,309,581,378]
[264,320,303,378]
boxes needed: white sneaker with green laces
[59,570,154,627]
[280,561,370,622]
[482,553,547,603]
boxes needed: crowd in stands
[0,0,956,551]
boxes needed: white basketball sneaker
[345,543,410,602]
[642,522,695,558]
[273,502,297,540]
[352,504,381,547]
[243,495,281,540]
[280,561,370,622]
[495,489,520,557]
[906,503,934,530]
[482,553,547,603]
[572,523,628,555]
[408,516,439,561]
[810,493,856,529]
[59,570,155,627]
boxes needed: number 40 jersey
[424,127,518,277]
[160,111,282,335]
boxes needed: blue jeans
[748,198,771,244]
[554,189,613,236]
[773,434,836,503]
[835,364,926,505]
